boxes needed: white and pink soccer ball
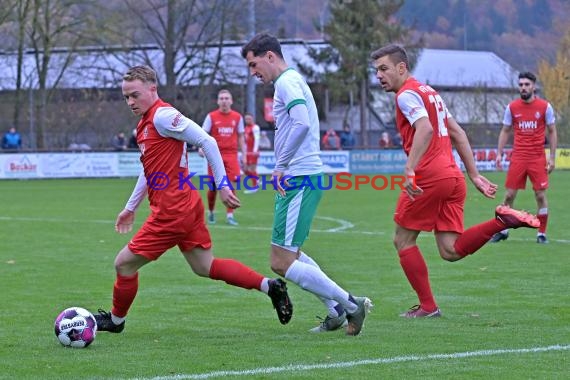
[54,307,97,348]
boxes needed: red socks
[454,219,505,257]
[112,272,139,318]
[209,258,263,290]
[110,258,263,319]
[398,246,437,312]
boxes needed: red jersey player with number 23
[370,44,540,318]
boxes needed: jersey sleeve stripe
[286,99,306,113]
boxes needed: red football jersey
[137,99,195,218]
[395,77,462,183]
[244,123,260,153]
[504,98,550,160]
[204,110,244,153]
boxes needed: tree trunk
[163,0,177,102]
[359,78,369,148]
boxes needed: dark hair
[370,44,410,70]
[518,71,536,83]
[241,32,284,59]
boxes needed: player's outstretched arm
[219,187,240,209]
[447,117,497,198]
[115,209,135,234]
[116,171,147,233]
[154,107,228,187]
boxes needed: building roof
[0,41,518,91]
[412,48,518,89]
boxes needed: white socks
[111,314,125,325]
[260,278,270,294]
[285,258,357,314]
[298,252,342,317]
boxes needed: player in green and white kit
[242,33,371,336]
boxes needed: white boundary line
[3,215,570,242]
[134,344,570,380]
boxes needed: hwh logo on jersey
[217,127,234,135]
[518,120,538,129]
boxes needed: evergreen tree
[301,0,415,147]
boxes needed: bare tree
[0,1,24,131]
[79,0,245,113]
[12,0,32,134]
[27,0,93,149]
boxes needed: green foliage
[538,30,570,145]
[301,0,412,101]
[0,172,569,378]
[398,0,568,71]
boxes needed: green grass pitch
[1,171,568,379]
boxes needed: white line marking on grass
[0,216,112,224]
[4,216,570,242]
[134,344,570,380]
[314,215,354,232]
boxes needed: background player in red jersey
[491,72,557,244]
[94,66,292,333]
[370,44,540,318]
[200,89,246,226]
[243,112,261,194]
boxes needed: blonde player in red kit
[243,112,261,194]
[94,66,292,333]
[370,44,540,318]
[200,89,246,226]
[490,71,557,244]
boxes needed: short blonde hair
[123,65,157,84]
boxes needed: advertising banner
[551,149,570,169]
[454,148,512,172]
[1,154,40,178]
[255,151,349,175]
[1,148,566,180]
[349,149,407,174]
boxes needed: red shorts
[245,151,259,166]
[505,158,548,191]
[208,152,241,183]
[394,177,466,233]
[128,197,212,260]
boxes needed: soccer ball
[54,307,97,348]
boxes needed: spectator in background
[340,124,355,150]
[259,130,272,150]
[322,128,340,150]
[243,113,261,194]
[111,132,127,151]
[2,127,22,150]
[393,132,403,147]
[128,128,138,149]
[378,131,393,149]
[68,143,91,151]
